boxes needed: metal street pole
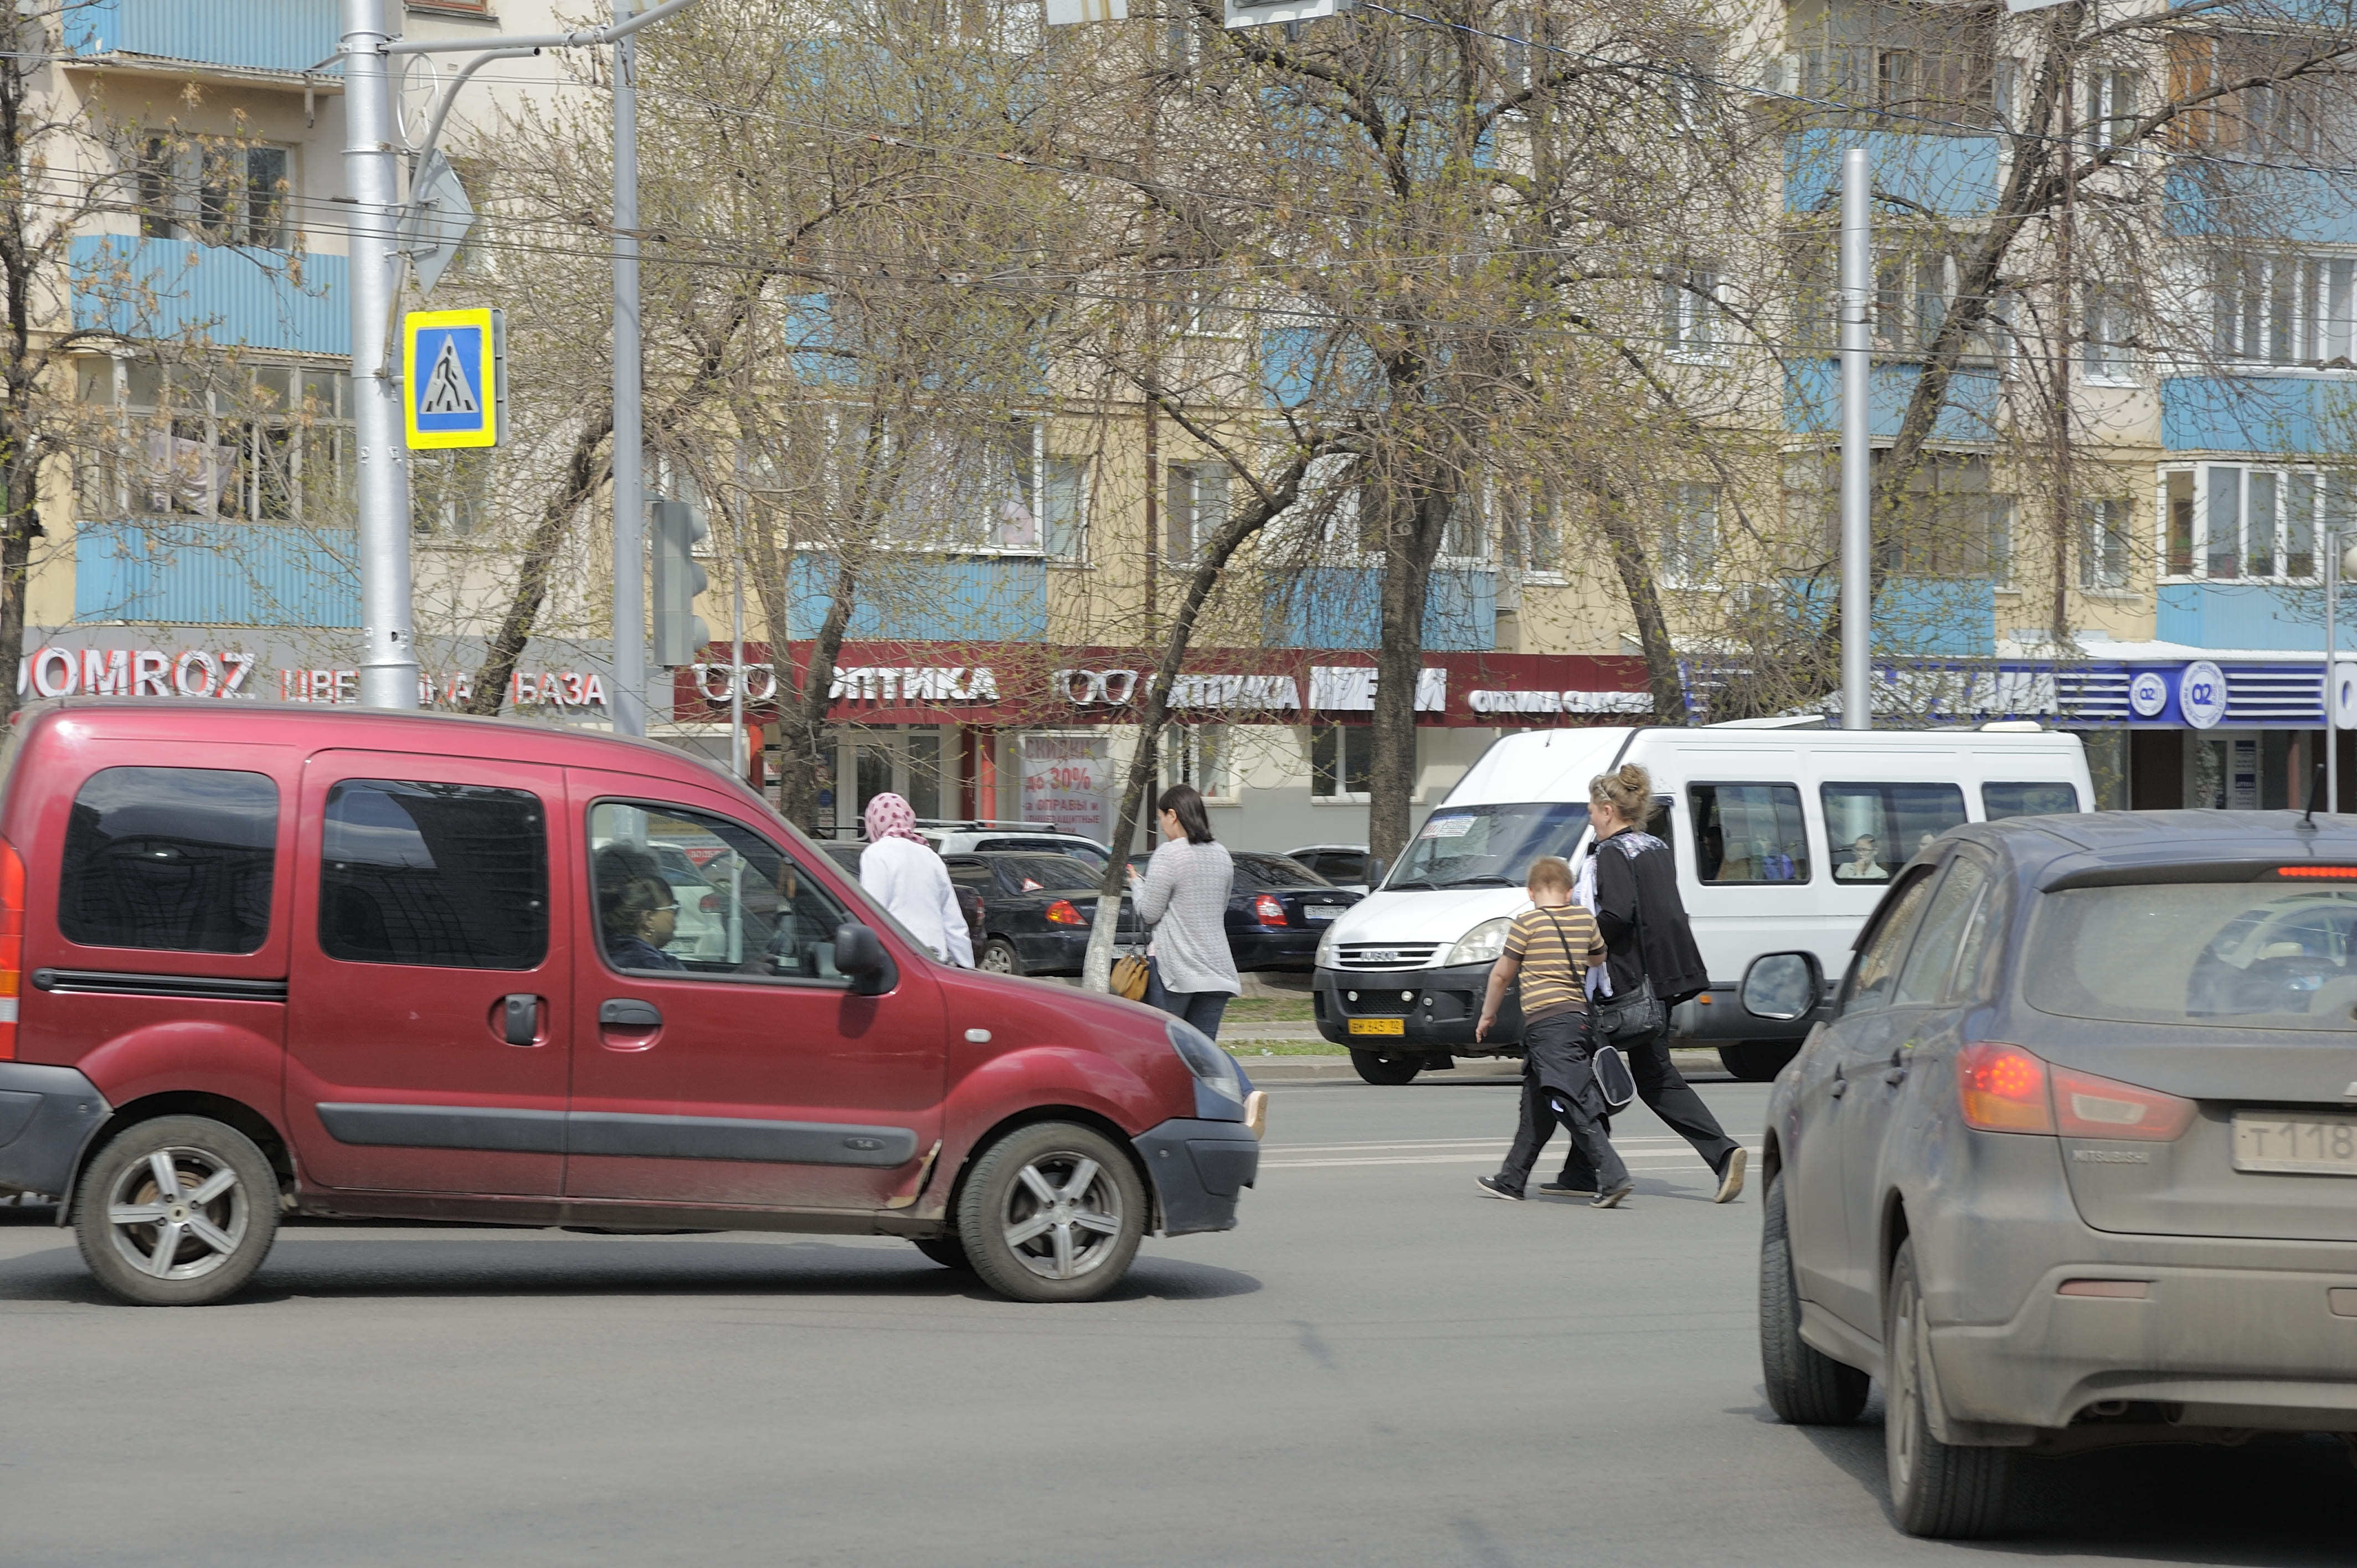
[1839,147,1872,731]
[2329,527,2339,812]
[343,0,419,709]
[610,0,648,736]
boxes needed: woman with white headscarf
[857,793,973,967]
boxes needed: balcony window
[133,136,292,249]
[2163,462,2356,582]
[1661,265,1721,358]
[1165,460,1228,567]
[74,357,348,525]
[2082,284,2137,384]
[1788,1,1998,123]
[2213,255,2356,367]
[2083,69,2140,150]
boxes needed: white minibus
[1310,724,2091,1083]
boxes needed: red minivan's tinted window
[59,765,277,953]
[320,780,547,969]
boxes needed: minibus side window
[1689,784,1809,884]
[319,780,547,969]
[1820,782,1967,883]
[59,766,278,953]
[1983,782,2078,819]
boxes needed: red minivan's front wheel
[74,1116,280,1307]
[958,1122,1145,1303]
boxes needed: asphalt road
[3,1075,2352,1567]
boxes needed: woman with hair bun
[1553,762,1748,1204]
[1130,783,1241,1039]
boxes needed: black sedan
[820,840,985,948]
[944,852,1141,977]
[1124,849,1363,972]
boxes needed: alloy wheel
[999,1151,1125,1281]
[104,1146,250,1282]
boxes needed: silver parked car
[1743,810,2357,1539]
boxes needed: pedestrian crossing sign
[403,307,502,449]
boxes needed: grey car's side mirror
[1741,951,1822,1022]
[833,922,898,996]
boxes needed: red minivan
[0,702,1263,1305]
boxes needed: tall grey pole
[1839,147,1872,731]
[2328,527,2339,812]
[343,0,419,709]
[610,0,647,736]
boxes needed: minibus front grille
[1334,943,1442,971]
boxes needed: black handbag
[1592,974,1664,1043]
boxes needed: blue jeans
[1145,958,1230,1041]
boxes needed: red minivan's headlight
[1957,1042,2194,1141]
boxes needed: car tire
[1350,1050,1422,1086]
[1719,1041,1797,1082]
[74,1115,280,1307]
[1759,1170,1870,1425]
[977,938,1021,976]
[1886,1239,2011,1539]
[958,1121,1145,1303]
[911,1235,971,1271]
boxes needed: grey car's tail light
[1958,1042,2195,1141]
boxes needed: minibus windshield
[1387,803,1589,890]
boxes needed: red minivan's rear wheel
[74,1116,280,1307]
[958,1121,1144,1303]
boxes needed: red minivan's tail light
[1044,899,1085,926]
[2051,1065,2197,1141]
[1254,893,1289,926]
[0,836,22,1060]
[1957,1042,2054,1133]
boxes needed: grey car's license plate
[2231,1112,2357,1175]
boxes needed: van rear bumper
[0,1063,110,1199]
[1134,1117,1259,1236]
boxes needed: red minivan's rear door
[284,751,572,1196]
[561,771,945,1212]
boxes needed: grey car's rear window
[2024,882,2357,1030]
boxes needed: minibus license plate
[2232,1112,2357,1175]
[1350,1018,1404,1036]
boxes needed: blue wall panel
[1785,131,2000,218]
[76,520,359,627]
[2159,374,2357,453]
[72,236,347,356]
[785,556,1051,642]
[1268,566,1496,651]
[2154,582,2348,651]
[1783,575,1995,656]
[1785,360,1999,442]
[69,1,342,75]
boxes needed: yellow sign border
[403,307,498,450]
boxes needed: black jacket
[1589,828,1710,1007]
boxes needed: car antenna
[2302,760,2327,831]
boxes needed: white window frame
[1660,481,1720,587]
[1663,264,1723,361]
[2081,283,2138,385]
[2213,254,2357,367]
[2157,461,2342,584]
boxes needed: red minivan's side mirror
[833,922,897,996]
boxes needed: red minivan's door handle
[499,993,544,1046]
[598,997,663,1050]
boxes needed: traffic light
[650,498,710,667]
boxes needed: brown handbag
[1110,953,1150,1001]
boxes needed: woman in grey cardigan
[1130,783,1241,1039]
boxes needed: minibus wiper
[1386,878,1438,891]
[1439,874,1514,888]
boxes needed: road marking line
[1261,1146,1761,1170]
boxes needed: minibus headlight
[1315,921,1342,968]
[1444,916,1511,968]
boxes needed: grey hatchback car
[1743,810,2357,1539]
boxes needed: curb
[1232,1048,1738,1084]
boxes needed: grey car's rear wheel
[1718,1041,1797,1082]
[1759,1170,1870,1425]
[74,1116,279,1307]
[958,1121,1145,1303]
[1350,1050,1421,1086]
[1886,1239,2011,1538]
